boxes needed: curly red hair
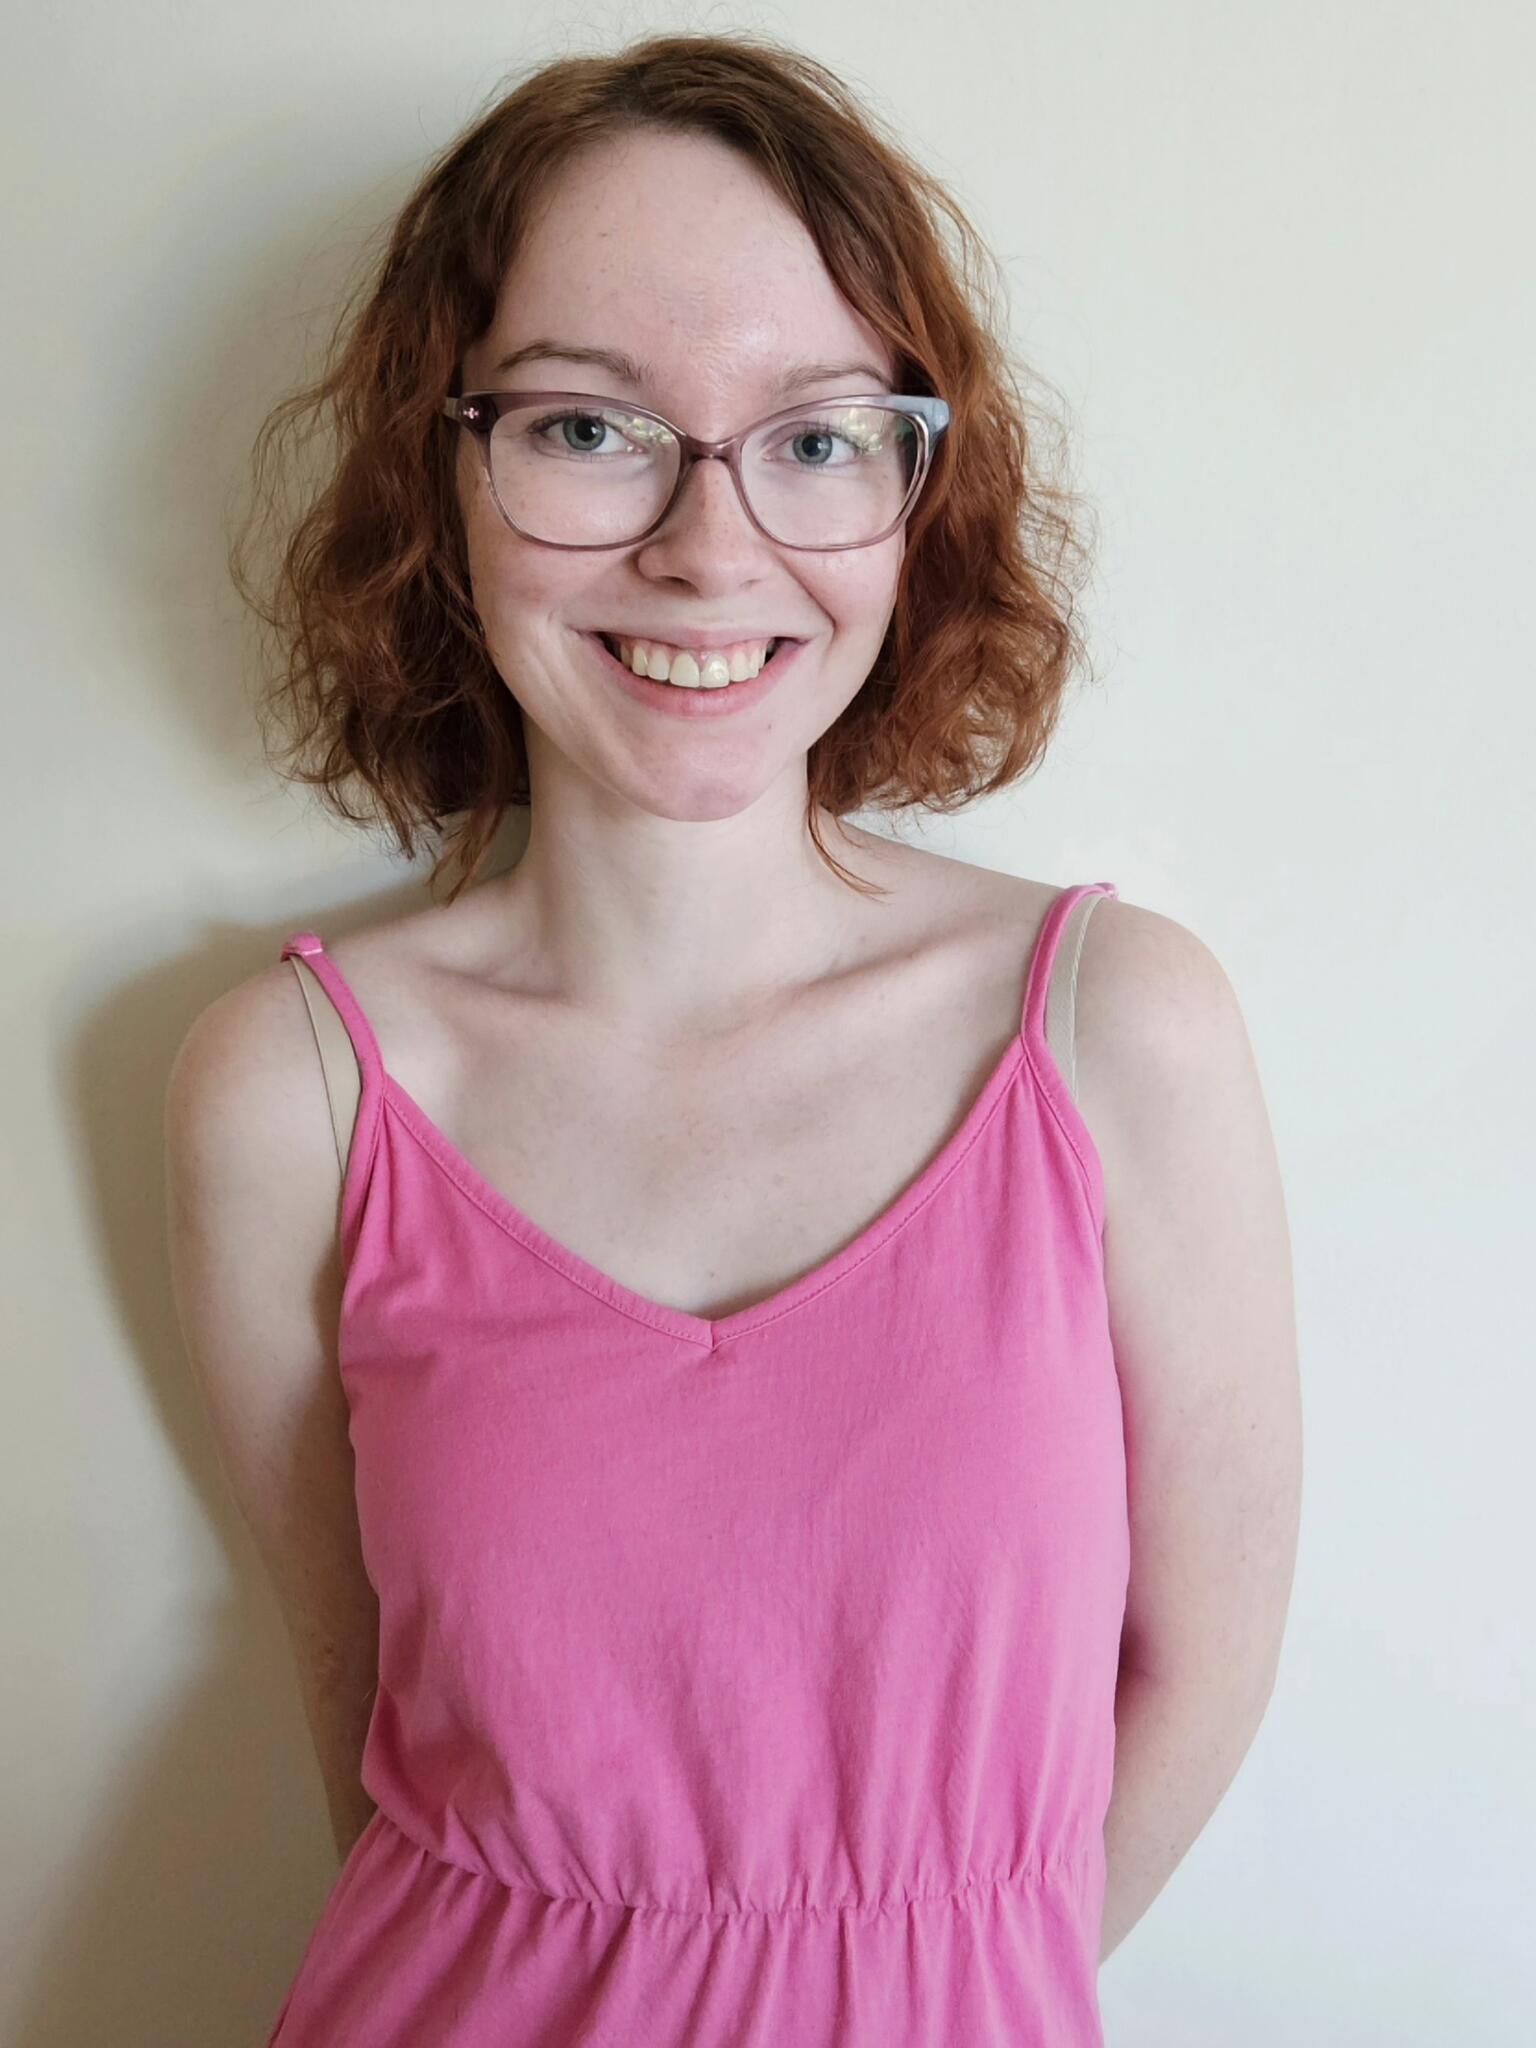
[230,30,1099,902]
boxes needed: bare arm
[1076,904,1303,1963]
[164,964,380,1866]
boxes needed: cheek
[811,551,902,643]
[462,514,579,643]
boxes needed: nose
[637,450,774,579]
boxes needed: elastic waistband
[367,1807,1098,1924]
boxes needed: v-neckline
[375,1032,1030,1350]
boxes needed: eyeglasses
[440,389,951,552]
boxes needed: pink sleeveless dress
[265,880,1128,2046]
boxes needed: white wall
[5,2,1531,2041]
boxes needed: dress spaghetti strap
[278,932,386,1081]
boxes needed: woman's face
[454,128,906,823]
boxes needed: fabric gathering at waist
[357,1804,1101,1924]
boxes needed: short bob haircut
[230,30,1098,903]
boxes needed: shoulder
[167,950,319,1136]
[1074,893,1243,1066]
[163,946,345,1234]
[1065,892,1274,1208]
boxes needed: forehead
[476,129,895,405]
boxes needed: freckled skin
[454,128,905,826]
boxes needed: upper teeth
[605,634,780,689]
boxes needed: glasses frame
[440,389,952,552]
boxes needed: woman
[165,32,1301,2047]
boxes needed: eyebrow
[489,340,891,401]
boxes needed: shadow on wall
[12,844,508,2046]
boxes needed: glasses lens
[488,402,679,546]
[486,401,924,546]
[741,404,923,547]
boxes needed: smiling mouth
[593,632,794,689]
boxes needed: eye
[526,409,633,457]
[766,416,883,467]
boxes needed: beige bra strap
[1043,890,1106,1104]
[287,955,363,1190]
